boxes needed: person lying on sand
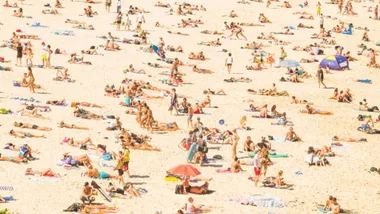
[65,19,85,24]
[291,96,313,104]
[73,24,94,30]
[4,143,39,155]
[152,121,180,131]
[74,107,105,120]
[293,45,312,52]
[192,65,213,74]
[16,108,47,119]
[0,153,28,163]
[84,166,118,180]
[183,197,212,213]
[272,29,294,35]
[299,15,314,20]
[62,153,92,167]
[188,51,206,60]
[155,1,171,8]
[297,23,313,28]
[61,137,96,149]
[300,58,318,63]
[123,64,145,74]
[59,121,89,130]
[281,1,292,8]
[25,168,59,177]
[293,11,311,15]
[9,129,44,138]
[309,145,335,157]
[300,105,333,115]
[79,204,118,213]
[71,102,104,108]
[332,136,367,142]
[13,121,51,131]
[167,31,189,36]
[42,9,59,14]
[199,38,221,47]
[46,99,66,106]
[284,127,302,142]
[203,88,226,95]
[0,65,13,71]
[200,30,224,35]
[166,45,183,52]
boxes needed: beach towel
[269,153,288,158]
[246,194,286,208]
[2,197,14,201]
[164,176,179,182]
[28,176,60,182]
[0,186,14,191]
[332,143,348,150]
[30,23,48,28]
[356,79,372,84]
[11,97,40,103]
[54,30,75,36]
[98,161,115,168]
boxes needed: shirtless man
[80,182,95,204]
[362,115,374,132]
[13,121,52,131]
[284,127,302,142]
[231,157,243,172]
[0,154,28,163]
[243,136,255,151]
[328,197,341,214]
[85,166,117,179]
[260,104,270,118]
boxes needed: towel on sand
[229,194,286,208]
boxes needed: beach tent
[319,55,349,70]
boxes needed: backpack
[175,185,183,194]
[63,203,81,212]
[0,108,8,114]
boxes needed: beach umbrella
[167,164,201,177]
[279,59,300,68]
[319,55,349,70]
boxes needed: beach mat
[0,186,14,191]
[28,176,60,182]
[3,197,14,201]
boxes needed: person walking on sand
[115,12,122,31]
[317,66,327,88]
[122,144,131,178]
[225,53,233,74]
[42,42,48,68]
[169,88,179,115]
[26,67,35,93]
[136,11,145,32]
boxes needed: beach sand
[1,0,380,213]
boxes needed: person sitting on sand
[53,68,73,82]
[229,10,238,18]
[9,129,44,138]
[300,105,333,115]
[124,183,142,198]
[230,157,243,172]
[328,197,341,214]
[244,136,255,152]
[107,117,122,131]
[259,13,271,23]
[281,1,292,8]
[58,121,89,130]
[13,9,22,17]
[25,168,59,177]
[13,121,52,131]
[55,0,63,8]
[0,153,28,163]
[0,65,13,71]
[284,127,302,142]
[80,182,95,204]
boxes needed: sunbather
[58,121,89,130]
[9,129,44,138]
[0,153,28,163]
[332,136,366,142]
[300,105,333,115]
[13,121,52,131]
[291,96,313,104]
[25,168,59,177]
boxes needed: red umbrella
[167,164,201,177]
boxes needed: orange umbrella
[167,164,201,177]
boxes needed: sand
[1,0,380,213]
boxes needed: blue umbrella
[279,59,300,68]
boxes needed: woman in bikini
[25,168,59,177]
[14,121,52,131]
[0,154,28,163]
[9,129,45,138]
[58,121,89,130]
[26,67,35,93]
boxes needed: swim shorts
[99,171,108,179]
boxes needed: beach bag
[102,153,112,161]
[63,203,81,212]
[175,185,184,194]
[0,108,8,114]
[213,155,223,160]
[26,105,35,110]
[116,188,124,195]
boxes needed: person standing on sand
[317,66,327,88]
[116,0,121,13]
[136,11,145,32]
[231,129,239,159]
[105,0,111,13]
[42,42,47,68]
[122,144,131,178]
[46,45,52,69]
[316,2,321,16]
[26,67,35,93]
[16,42,22,66]
[225,53,233,74]
[169,88,179,115]
[114,151,125,185]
